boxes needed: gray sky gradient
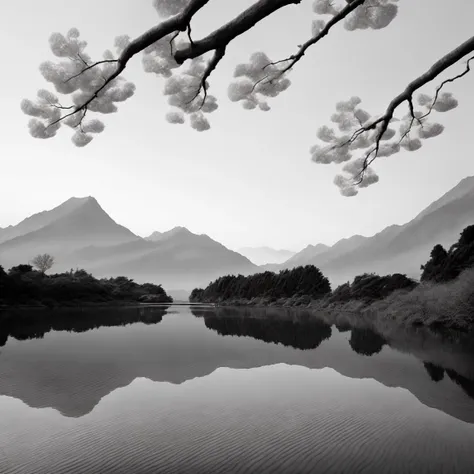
[1,0,473,251]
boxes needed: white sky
[1,0,473,251]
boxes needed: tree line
[190,265,331,304]
[0,264,173,307]
[190,224,474,305]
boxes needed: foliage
[330,272,418,303]
[421,225,474,283]
[0,265,173,306]
[21,0,473,195]
[368,267,474,331]
[31,253,55,274]
[190,265,331,303]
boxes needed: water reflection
[0,305,473,425]
[199,307,332,350]
[349,328,387,356]
[2,365,474,474]
[0,306,168,345]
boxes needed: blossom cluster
[21,28,135,146]
[142,34,218,131]
[228,52,291,112]
[313,0,399,32]
[310,92,458,196]
[152,0,190,18]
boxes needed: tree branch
[187,46,227,107]
[47,0,211,128]
[272,0,367,76]
[174,0,303,64]
[65,59,119,83]
[342,35,474,182]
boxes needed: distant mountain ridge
[237,246,296,265]
[275,176,474,285]
[1,176,473,290]
[0,198,257,290]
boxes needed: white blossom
[21,28,135,146]
[82,119,105,134]
[72,131,93,147]
[316,125,337,143]
[312,19,326,36]
[377,142,400,157]
[114,35,131,55]
[166,111,185,124]
[400,137,422,151]
[229,52,291,112]
[418,122,444,139]
[344,0,398,31]
[417,93,432,107]
[190,112,210,132]
[432,92,458,112]
[152,0,189,17]
[313,0,339,16]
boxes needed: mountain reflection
[0,306,474,422]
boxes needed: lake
[1,305,474,473]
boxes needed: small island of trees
[0,259,173,308]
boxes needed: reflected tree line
[0,306,169,346]
[423,362,474,399]
[191,307,386,355]
[1,305,473,402]
[191,307,474,401]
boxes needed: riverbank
[206,268,474,333]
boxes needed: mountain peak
[164,226,193,237]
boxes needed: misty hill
[83,227,258,289]
[0,197,138,269]
[0,199,258,290]
[283,243,330,268]
[237,246,296,265]
[278,235,367,272]
[0,197,89,244]
[301,176,474,285]
[145,231,163,242]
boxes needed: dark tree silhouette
[1,306,169,344]
[349,327,387,356]
[421,224,474,283]
[193,307,332,351]
[423,362,445,382]
[190,265,331,303]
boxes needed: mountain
[237,246,296,265]
[145,231,163,242]
[306,176,474,285]
[413,176,474,223]
[0,197,89,244]
[275,235,367,272]
[0,199,258,290]
[283,243,330,268]
[0,197,139,269]
[82,227,258,289]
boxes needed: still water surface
[1,305,474,473]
